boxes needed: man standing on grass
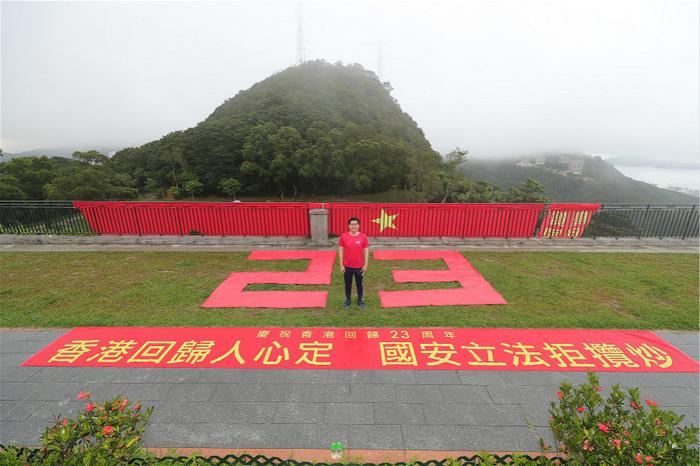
[338,217,369,309]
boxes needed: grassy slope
[0,252,697,330]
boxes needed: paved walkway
[1,235,698,253]
[1,329,698,453]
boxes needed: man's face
[349,221,360,232]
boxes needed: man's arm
[362,247,369,274]
[338,246,345,273]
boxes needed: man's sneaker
[358,300,366,310]
[343,300,351,309]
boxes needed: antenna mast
[297,2,305,64]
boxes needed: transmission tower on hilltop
[297,1,306,64]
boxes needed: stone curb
[0,234,697,253]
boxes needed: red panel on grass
[202,250,336,308]
[538,203,601,238]
[374,250,507,307]
[328,203,544,237]
[22,327,699,373]
[73,201,310,237]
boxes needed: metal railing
[0,447,567,465]
[0,201,93,235]
[583,204,698,239]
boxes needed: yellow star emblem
[371,209,399,233]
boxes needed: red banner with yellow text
[22,327,698,372]
[538,204,601,238]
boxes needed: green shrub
[545,372,699,465]
[35,390,152,465]
[0,446,32,465]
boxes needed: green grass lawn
[0,251,697,330]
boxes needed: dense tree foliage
[110,61,443,198]
[1,62,549,203]
[0,153,137,201]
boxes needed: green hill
[111,61,440,197]
[461,155,698,204]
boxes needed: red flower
[133,403,141,411]
[84,403,94,412]
[76,391,90,400]
[582,438,594,451]
[645,399,657,407]
[61,419,68,427]
[611,438,621,448]
[623,430,631,437]
[645,456,653,462]
[635,452,643,464]
[595,386,604,392]
[629,401,642,410]
[102,425,114,436]
[576,406,585,413]
[556,391,563,399]
[598,422,610,433]
[118,398,128,411]
[654,418,662,426]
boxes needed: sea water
[614,165,700,193]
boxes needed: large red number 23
[202,250,506,308]
[202,251,336,308]
[373,250,507,307]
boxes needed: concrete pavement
[1,235,698,253]
[1,329,697,453]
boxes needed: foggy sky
[2,0,698,163]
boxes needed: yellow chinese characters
[86,340,137,363]
[253,341,290,365]
[127,341,177,364]
[44,332,679,372]
[625,343,672,368]
[583,343,639,368]
[461,342,506,367]
[295,341,333,366]
[48,340,99,364]
[167,340,216,365]
[420,342,460,366]
[379,342,418,366]
[543,343,594,368]
[209,341,245,365]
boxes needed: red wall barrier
[328,203,545,237]
[72,201,601,238]
[538,203,601,238]
[73,202,310,236]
